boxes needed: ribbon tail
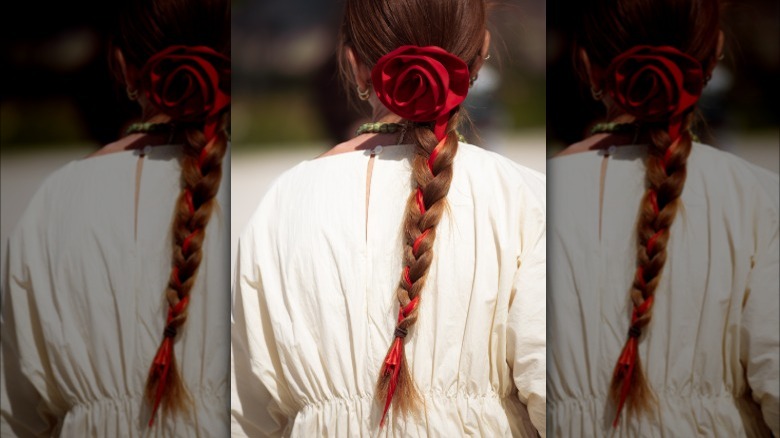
[204,118,219,142]
[433,115,449,142]
[612,337,637,427]
[148,338,173,427]
[379,338,403,427]
[668,115,683,142]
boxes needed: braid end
[375,338,421,427]
[145,342,191,426]
[609,348,655,427]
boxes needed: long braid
[111,0,230,427]
[594,42,707,425]
[609,116,694,423]
[337,1,483,424]
[376,111,461,425]
[145,113,228,424]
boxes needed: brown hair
[339,0,487,423]
[574,0,721,421]
[112,0,229,422]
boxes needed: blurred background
[547,0,779,164]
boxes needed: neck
[370,103,403,124]
[140,107,171,124]
[605,112,635,125]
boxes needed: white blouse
[547,143,779,437]
[231,142,546,437]
[1,145,230,437]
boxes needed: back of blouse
[548,143,779,436]
[231,142,546,437]
[1,146,230,437]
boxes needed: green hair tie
[357,122,466,143]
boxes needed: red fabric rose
[141,45,230,128]
[371,45,470,141]
[606,45,703,139]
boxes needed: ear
[579,48,594,86]
[579,48,604,90]
[346,46,371,90]
[702,30,725,80]
[714,30,725,67]
[470,31,492,75]
[115,48,138,88]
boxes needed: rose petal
[141,45,230,121]
[607,45,702,122]
[371,45,469,125]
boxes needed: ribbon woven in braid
[370,45,470,427]
[604,45,703,426]
[141,44,230,427]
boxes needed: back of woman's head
[114,0,229,70]
[340,0,486,75]
[112,0,230,426]
[574,0,722,426]
[576,0,720,72]
[338,0,488,427]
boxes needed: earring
[357,85,371,101]
[717,53,725,61]
[590,86,603,100]
[469,75,478,88]
[484,54,491,61]
[127,87,139,101]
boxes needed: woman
[1,0,230,435]
[547,0,779,436]
[231,0,546,436]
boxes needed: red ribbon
[379,296,420,427]
[427,138,445,173]
[415,188,426,215]
[371,45,469,143]
[141,45,230,124]
[648,191,659,215]
[198,136,216,168]
[148,337,173,426]
[662,136,681,169]
[184,190,195,215]
[612,295,654,427]
[148,295,190,426]
[181,230,198,255]
[412,229,430,256]
[380,337,404,427]
[606,45,702,132]
[613,336,637,427]
[646,230,663,254]
[403,266,413,289]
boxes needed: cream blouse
[231,142,546,437]
[1,145,230,437]
[548,142,779,437]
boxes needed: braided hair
[339,0,487,426]
[573,0,722,425]
[112,0,229,425]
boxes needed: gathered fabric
[231,143,546,437]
